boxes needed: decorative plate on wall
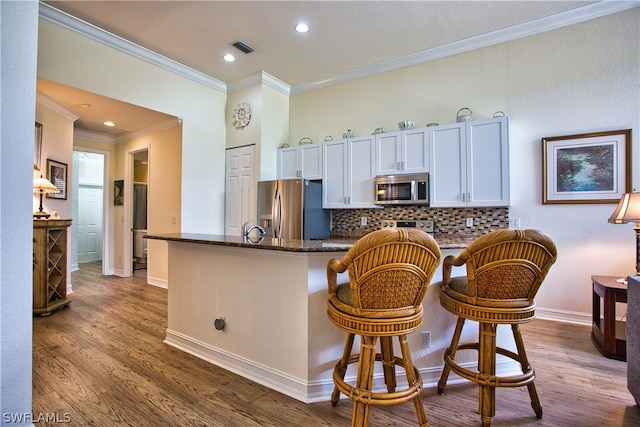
[232,102,252,129]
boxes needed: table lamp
[609,189,640,275]
[33,175,59,219]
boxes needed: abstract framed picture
[542,129,631,204]
[46,159,68,200]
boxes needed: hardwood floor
[33,262,639,426]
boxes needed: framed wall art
[114,180,124,206]
[542,129,631,204]
[46,159,67,200]
[34,122,43,170]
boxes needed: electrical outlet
[466,218,473,227]
[360,216,367,226]
[508,217,521,228]
[421,331,431,349]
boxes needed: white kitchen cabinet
[375,128,429,176]
[429,117,509,207]
[277,144,323,179]
[323,135,376,209]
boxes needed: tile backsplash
[331,206,508,238]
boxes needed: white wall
[290,10,640,321]
[0,0,39,420]
[37,20,227,236]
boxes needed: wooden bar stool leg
[478,323,497,427]
[512,325,542,418]
[351,335,377,427]
[438,317,466,394]
[380,336,397,393]
[332,333,355,406]
[398,334,429,427]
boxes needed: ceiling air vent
[231,40,254,54]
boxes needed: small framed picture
[542,129,631,204]
[46,159,68,200]
[114,180,124,206]
[34,122,43,170]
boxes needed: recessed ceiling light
[104,121,115,127]
[224,53,236,62]
[295,23,309,33]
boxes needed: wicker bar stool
[327,228,441,427]
[436,229,557,427]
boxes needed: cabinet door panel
[278,147,300,179]
[467,118,509,206]
[375,132,401,175]
[430,124,466,207]
[402,129,429,173]
[348,136,376,207]
[322,140,348,208]
[300,144,323,179]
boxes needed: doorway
[132,149,149,270]
[72,150,107,273]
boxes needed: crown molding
[39,2,227,94]
[73,129,116,144]
[290,1,640,95]
[115,118,182,144]
[227,71,290,96]
[36,92,79,121]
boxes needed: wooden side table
[591,275,627,361]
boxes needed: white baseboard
[535,307,591,326]
[147,275,168,289]
[164,328,521,403]
[164,329,310,401]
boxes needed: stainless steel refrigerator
[257,179,330,240]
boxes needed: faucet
[242,221,265,239]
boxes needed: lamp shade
[609,191,640,225]
[33,177,59,194]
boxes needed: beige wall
[226,85,261,149]
[37,19,226,237]
[226,80,289,181]
[290,10,640,320]
[34,102,75,220]
[111,126,182,283]
[259,84,289,181]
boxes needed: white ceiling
[37,1,632,137]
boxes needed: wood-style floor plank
[32,262,640,426]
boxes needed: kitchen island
[146,233,512,403]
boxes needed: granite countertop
[146,233,473,253]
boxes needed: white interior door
[225,145,255,236]
[78,185,103,263]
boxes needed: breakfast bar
[146,233,515,403]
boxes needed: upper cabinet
[277,144,323,180]
[429,117,509,207]
[323,135,377,209]
[375,128,429,176]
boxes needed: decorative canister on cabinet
[456,107,473,122]
[298,137,313,145]
[343,129,354,138]
[493,111,505,118]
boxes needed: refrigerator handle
[274,186,282,238]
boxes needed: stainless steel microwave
[374,173,429,205]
